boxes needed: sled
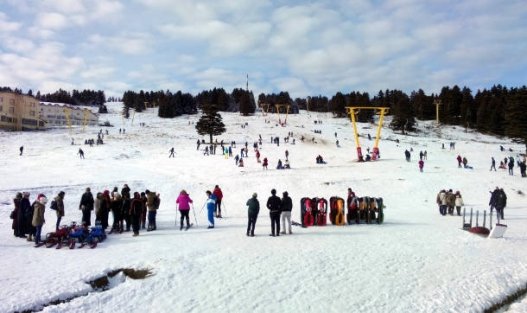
[303,198,314,227]
[334,197,345,226]
[317,198,328,226]
[488,223,507,239]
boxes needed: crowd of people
[436,189,465,216]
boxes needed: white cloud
[0,12,21,33]
[89,33,153,55]
[35,12,69,30]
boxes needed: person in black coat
[266,189,282,236]
[494,188,507,220]
[280,191,293,235]
[130,192,143,236]
[79,187,94,226]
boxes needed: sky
[0,0,526,98]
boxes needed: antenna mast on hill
[246,74,249,92]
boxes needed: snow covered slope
[0,102,525,313]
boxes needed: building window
[9,107,14,114]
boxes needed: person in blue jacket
[205,190,216,229]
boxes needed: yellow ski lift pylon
[82,109,91,132]
[275,104,290,126]
[63,107,72,133]
[345,106,389,161]
[259,102,270,116]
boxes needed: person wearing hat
[280,191,293,235]
[54,191,65,231]
[12,192,23,237]
[246,193,259,237]
[32,194,47,246]
[266,189,282,236]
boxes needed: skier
[213,185,223,218]
[130,192,143,236]
[79,187,94,226]
[418,159,424,172]
[490,157,496,171]
[169,147,175,158]
[32,194,47,247]
[266,189,281,237]
[205,190,216,229]
[54,191,65,231]
[176,190,193,230]
[19,146,23,156]
[280,191,293,235]
[78,148,85,159]
[244,194,259,237]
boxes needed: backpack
[50,200,58,211]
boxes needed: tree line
[2,84,525,146]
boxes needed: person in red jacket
[213,185,223,218]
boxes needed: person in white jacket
[454,191,464,216]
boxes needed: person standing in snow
[456,155,462,168]
[19,146,23,156]
[508,157,514,175]
[246,193,259,237]
[404,149,411,162]
[490,157,496,171]
[454,191,464,216]
[130,192,143,236]
[280,191,293,235]
[99,190,111,230]
[205,190,216,229]
[146,190,159,231]
[110,188,122,233]
[436,189,447,216]
[213,185,223,218]
[418,159,424,172]
[32,194,47,246]
[11,192,23,237]
[266,189,282,236]
[140,192,147,229]
[262,157,268,169]
[494,188,507,220]
[78,148,85,159]
[169,147,175,158]
[79,187,94,226]
[176,190,193,230]
[54,191,65,231]
[22,192,35,241]
[489,187,499,214]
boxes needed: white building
[40,103,99,127]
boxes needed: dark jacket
[267,195,281,214]
[281,196,293,212]
[55,195,65,217]
[130,198,143,216]
[495,190,507,209]
[80,191,94,211]
[247,197,260,216]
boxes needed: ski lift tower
[258,102,270,116]
[345,106,389,161]
[275,104,290,126]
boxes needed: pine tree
[196,104,226,143]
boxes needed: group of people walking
[436,189,465,216]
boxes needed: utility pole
[434,99,442,124]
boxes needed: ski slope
[0,103,526,313]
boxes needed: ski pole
[175,205,179,226]
[192,204,198,226]
[199,202,206,214]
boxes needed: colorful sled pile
[42,222,107,249]
[300,196,385,227]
